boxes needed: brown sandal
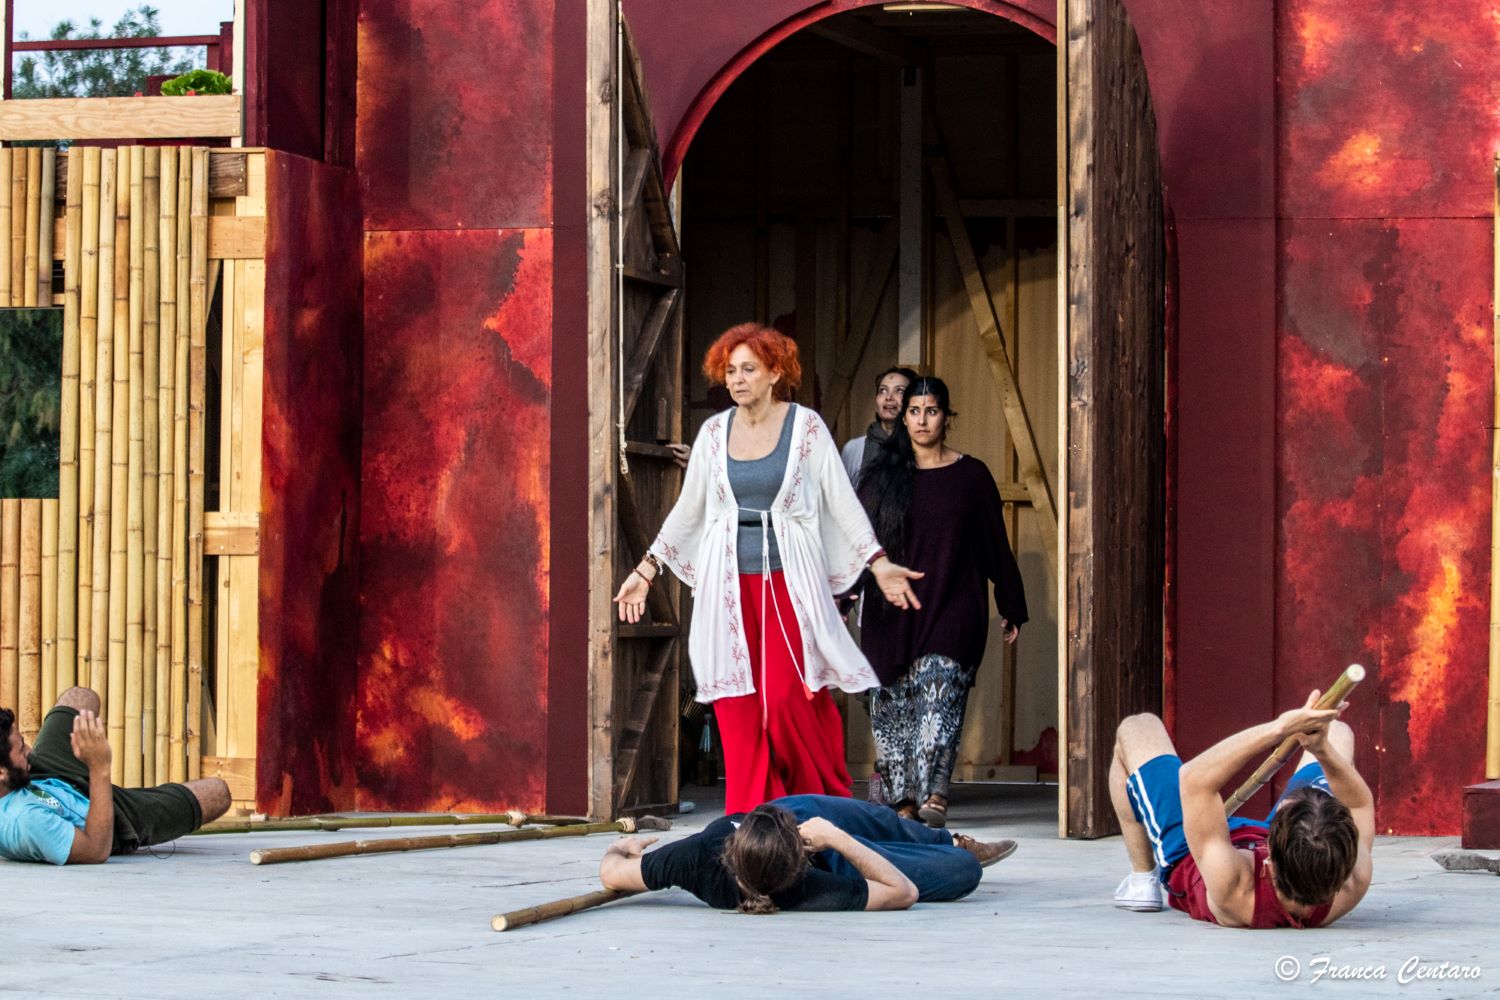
[918,795,948,828]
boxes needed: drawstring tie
[742,507,811,730]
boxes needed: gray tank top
[726,404,798,573]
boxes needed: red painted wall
[257,152,364,814]
[620,0,1500,832]
[351,0,589,813]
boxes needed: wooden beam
[621,287,681,426]
[0,95,242,141]
[612,637,677,810]
[928,149,1058,571]
[206,216,265,260]
[807,17,923,65]
[203,511,259,556]
[824,220,899,423]
[616,473,678,630]
[54,150,250,202]
[898,67,924,365]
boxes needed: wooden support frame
[0,95,242,142]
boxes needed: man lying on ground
[0,688,231,864]
[1109,691,1374,928]
[599,793,1016,913]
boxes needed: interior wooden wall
[680,20,1059,782]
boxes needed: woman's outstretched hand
[614,571,650,623]
[870,556,924,611]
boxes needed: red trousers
[713,570,853,814]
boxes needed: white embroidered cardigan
[649,406,884,703]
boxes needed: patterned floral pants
[868,654,978,806]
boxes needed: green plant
[160,68,233,96]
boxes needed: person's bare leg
[184,778,232,825]
[55,686,101,715]
[1112,714,1177,873]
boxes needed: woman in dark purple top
[857,377,1028,827]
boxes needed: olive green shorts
[30,706,203,854]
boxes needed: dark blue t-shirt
[639,813,869,911]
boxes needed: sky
[11,0,234,40]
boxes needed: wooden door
[1060,0,1165,838]
[586,12,686,819]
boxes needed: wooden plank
[207,151,249,198]
[585,0,619,821]
[929,149,1058,571]
[824,220,900,423]
[207,216,265,259]
[0,95,243,141]
[186,149,210,780]
[621,260,681,288]
[227,257,263,763]
[898,68,924,364]
[200,754,256,801]
[620,287,680,426]
[203,512,260,556]
[616,474,678,629]
[795,214,818,407]
[612,638,677,809]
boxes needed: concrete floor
[10,783,1499,999]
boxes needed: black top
[639,815,870,911]
[859,455,1028,686]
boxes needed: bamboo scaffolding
[248,818,671,866]
[77,147,102,691]
[168,149,191,783]
[40,502,57,711]
[88,148,116,718]
[1,501,18,714]
[37,148,55,307]
[106,149,130,780]
[1224,664,1367,817]
[0,150,12,305]
[491,889,636,932]
[155,147,178,780]
[57,150,83,689]
[142,148,161,784]
[22,147,40,308]
[196,812,593,835]
[18,501,41,739]
[10,149,25,306]
[124,145,146,786]
[186,148,208,780]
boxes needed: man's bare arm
[598,836,656,892]
[1308,735,1375,925]
[65,710,114,865]
[799,817,917,911]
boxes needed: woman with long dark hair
[857,376,1028,827]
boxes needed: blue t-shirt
[0,777,88,865]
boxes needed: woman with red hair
[616,323,922,813]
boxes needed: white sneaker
[1114,871,1165,912]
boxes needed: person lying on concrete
[0,688,231,864]
[599,793,1016,913]
[1110,693,1374,928]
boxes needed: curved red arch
[663,0,1057,182]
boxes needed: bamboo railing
[0,147,218,786]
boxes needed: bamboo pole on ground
[142,148,161,785]
[248,818,670,866]
[10,149,25,306]
[77,148,102,692]
[155,148,178,780]
[40,502,57,711]
[492,889,637,932]
[0,150,13,305]
[124,145,146,786]
[18,501,41,740]
[168,149,191,783]
[186,148,209,781]
[89,148,117,716]
[196,812,594,835]
[58,150,83,691]
[1224,664,1367,817]
[22,147,40,308]
[37,148,55,307]
[1,502,18,714]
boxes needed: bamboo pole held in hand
[492,889,638,932]
[248,817,670,866]
[1224,664,1366,817]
